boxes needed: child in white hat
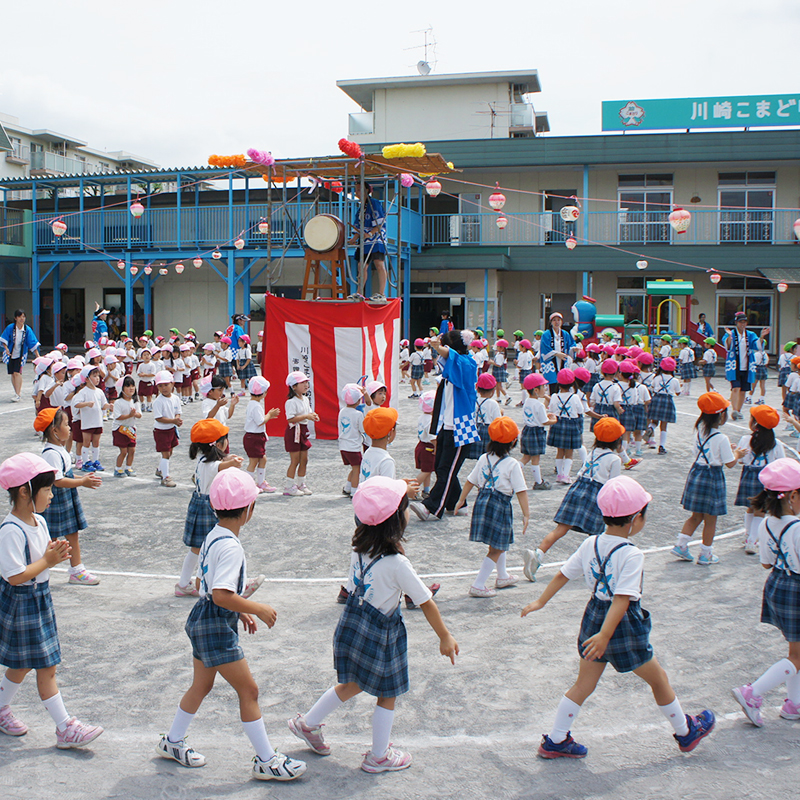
[243,376,280,493]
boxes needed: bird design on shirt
[523,406,534,424]
[590,559,613,598]
[353,569,372,596]
[340,419,351,434]
[361,464,371,481]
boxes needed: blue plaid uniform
[185,534,245,668]
[703,362,716,378]
[466,399,493,460]
[680,432,727,516]
[217,359,234,378]
[782,391,800,416]
[735,451,774,507]
[632,404,647,431]
[755,364,768,381]
[778,365,790,387]
[0,522,61,670]
[590,383,619,432]
[183,491,219,548]
[761,520,800,641]
[518,368,532,385]
[41,447,87,539]
[648,378,677,423]
[333,554,409,697]
[521,425,546,456]
[491,363,508,384]
[410,363,424,380]
[237,361,257,380]
[578,539,653,673]
[554,452,617,535]
[469,455,514,550]
[679,361,697,380]
[587,373,601,391]
[618,386,638,432]
[547,394,583,450]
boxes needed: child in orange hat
[455,417,530,598]
[673,392,746,566]
[782,357,800,438]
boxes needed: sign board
[602,94,800,131]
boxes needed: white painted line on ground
[0,406,30,415]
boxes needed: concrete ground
[0,370,798,800]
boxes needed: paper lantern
[636,260,648,270]
[400,173,415,188]
[489,183,506,211]
[668,207,691,234]
[175,263,184,274]
[159,268,168,276]
[496,215,508,230]
[777,282,788,293]
[117,260,125,270]
[130,201,145,218]
[565,235,577,250]
[234,237,245,250]
[51,219,67,237]
[425,179,442,197]
[709,272,721,284]
[212,249,222,260]
[257,218,270,234]
[793,218,800,241]
[130,266,138,276]
[193,257,203,268]
[560,205,580,222]
[144,265,152,275]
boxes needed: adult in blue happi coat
[0,309,40,402]
[722,310,769,420]
[540,312,576,385]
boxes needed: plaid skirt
[735,465,764,507]
[42,477,87,539]
[633,405,647,431]
[469,487,513,550]
[783,392,800,415]
[183,491,218,548]
[590,403,619,433]
[0,579,60,669]
[761,568,800,641]
[237,362,257,380]
[648,393,676,423]
[578,596,653,673]
[410,364,424,380]
[755,364,768,381]
[492,366,508,384]
[681,464,727,516]
[466,422,489,460]
[518,368,532,384]
[185,595,242,668]
[547,416,583,450]
[588,373,601,390]
[619,405,636,432]
[554,477,605,535]
[778,366,790,387]
[680,362,697,380]
[521,425,547,456]
[703,363,716,378]
[217,361,234,377]
[333,594,408,697]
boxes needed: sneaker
[755,398,765,405]
[252,752,307,781]
[671,545,694,562]
[93,461,104,472]
[674,711,715,752]
[532,480,552,490]
[647,438,657,448]
[156,734,206,767]
[744,542,758,555]
[336,585,349,604]
[155,468,162,478]
[297,483,312,496]
[697,552,719,566]
[114,468,126,478]
[658,446,667,455]
[258,482,277,493]
[469,585,497,598]
[81,462,96,473]
[174,582,199,597]
[504,396,512,406]
[242,574,265,599]
[10,394,20,403]
[161,477,176,488]
[409,501,432,521]
[779,698,800,720]
[125,467,137,477]
[644,425,654,440]
[369,293,386,302]
[522,549,542,582]
[0,705,28,736]
[287,713,331,755]
[75,460,83,471]
[537,733,587,759]
[283,485,303,497]
[744,396,752,404]
[360,746,412,773]
[495,575,519,589]
[732,685,764,726]
[624,458,642,470]
[68,568,100,585]
[56,717,104,749]
[405,583,440,610]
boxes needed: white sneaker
[744,542,758,555]
[174,582,199,597]
[156,734,206,767]
[361,746,412,773]
[409,501,431,521]
[495,575,519,589]
[10,395,20,403]
[283,485,303,497]
[252,752,307,781]
[297,483,312,496]
[242,574,265,599]
[469,585,497,598]
[522,549,540,582]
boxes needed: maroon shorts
[153,427,179,452]
[423,359,434,374]
[340,449,363,466]
[37,396,52,411]
[81,426,103,436]
[125,362,134,374]
[415,440,436,472]
[138,381,155,398]
[203,368,215,378]
[284,424,310,452]
[64,406,72,424]
[71,418,82,441]
[243,432,266,458]
[400,361,410,371]
[106,387,118,401]
[191,368,200,381]
[112,429,136,448]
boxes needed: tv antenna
[405,26,437,75]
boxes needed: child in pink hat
[523,475,715,760]
[491,339,511,405]
[465,373,501,462]
[339,384,367,497]
[520,372,557,489]
[646,356,681,455]
[408,339,425,398]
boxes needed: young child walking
[73,366,112,473]
[455,417,530,598]
[152,370,182,488]
[647,357,680,455]
[777,341,796,403]
[0,452,104,747]
[283,371,318,497]
[748,345,769,405]
[673,393,744,566]
[338,384,366,497]
[136,347,157,412]
[515,339,534,406]
[287,475,458,773]
[520,372,556,490]
[732,458,800,726]
[408,339,425,398]
[701,337,717,392]
[491,338,511,405]
[677,337,696,396]
[466,373,502,461]
[243,376,280,493]
[522,475,715,759]
[158,469,306,781]
[414,391,437,498]
[111,376,141,478]
[618,360,646,463]
[547,369,585,485]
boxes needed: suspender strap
[765,519,800,572]
[591,538,632,597]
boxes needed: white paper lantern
[793,218,800,241]
[257,219,270,234]
[130,201,145,218]
[560,205,580,222]
[144,265,152,275]
[777,282,788,293]
[668,207,691,234]
[193,257,203,268]
[159,268,168,276]
[130,266,138,276]
[212,250,222,260]
[636,260,648,270]
[565,235,577,250]
[234,237,245,250]
[710,272,721,284]
[489,183,506,211]
[495,215,508,230]
[425,179,442,197]
[175,263,184,274]
[117,260,125,270]
[51,219,67,237]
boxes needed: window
[618,175,673,244]
[715,281,774,349]
[618,174,673,187]
[616,276,673,328]
[719,172,775,244]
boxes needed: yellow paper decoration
[381,142,427,159]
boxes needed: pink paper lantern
[400,173,415,188]
[193,257,203,268]
[489,183,506,211]
[130,266,138,276]
[668,207,691,234]
[212,250,222,260]
[257,219,270,234]
[709,272,721,284]
[793,218,800,241]
[425,179,442,197]
[496,215,508,230]
[51,219,67,237]
[144,265,152,275]
[130,201,145,218]
[159,268,168,276]
[234,237,245,250]
[777,282,788,293]
[175,263,184,274]
[565,235,577,250]
[117,260,125,270]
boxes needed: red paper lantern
[212,250,222,260]
[565,235,577,250]
[496,215,508,230]
[489,183,506,211]
[175,263,184,274]
[51,219,67,237]
[130,201,145,218]
[710,272,721,284]
[193,257,203,268]
[777,282,788,293]
[234,237,245,250]
[668,207,691,234]
[117,260,125,270]
[257,219,270,234]
[425,179,442,197]
[144,265,152,275]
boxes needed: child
[778,342,796,403]
[243,376,280,493]
[515,339,534,406]
[360,408,402,483]
[677,337,696,396]
[520,372,556,490]
[284,371,318,497]
[422,339,434,384]
[35,408,102,587]
[136,346,157,412]
[201,343,217,378]
[287,475,457,773]
[415,391,437,497]
[657,334,673,369]
[735,405,784,554]
[399,339,410,382]
[158,469,306,781]
[73,366,112,473]
[522,475,715,758]
[701,337,717,392]
[647,357,680,454]
[783,357,800,437]
[112,376,141,477]
[455,417,530,597]
[201,375,239,425]
[152,370,183,488]
[466,373,502,461]
[748,344,769,405]
[491,338,510,405]
[617,360,644,465]
[173,345,189,403]
[523,418,624,582]
[34,359,56,412]
[217,335,234,391]
[732,458,800,726]
[408,339,425,398]
[338,383,366,497]
[237,334,256,394]
[673,393,744,566]
[0,452,104,747]
[589,360,623,429]
[532,329,544,369]
[547,369,585,485]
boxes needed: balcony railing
[30,151,92,175]
[0,208,25,246]
[348,112,374,136]
[5,145,30,164]
[424,209,800,246]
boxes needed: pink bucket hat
[557,368,575,384]
[85,348,101,360]
[352,476,407,526]
[0,452,57,490]
[365,379,386,397]
[520,339,532,349]
[597,476,652,517]
[155,370,174,385]
[477,373,497,390]
[51,361,66,374]
[572,367,591,383]
[179,344,191,352]
[628,345,643,358]
[104,355,117,365]
[586,343,601,354]
[601,360,618,375]
[470,340,483,348]
[602,344,616,355]
[618,359,640,374]
[220,335,232,345]
[341,383,363,405]
[161,344,173,353]
[198,378,213,397]
[615,346,630,356]
[203,343,215,351]
[419,390,436,413]
[495,338,509,349]
[80,365,98,380]
[70,373,85,389]
[239,334,251,344]
[660,356,677,372]
[759,458,800,493]
[523,373,547,390]
[286,370,309,387]
[209,469,260,511]
[248,376,270,395]
[56,343,68,352]
[637,352,654,365]
[414,338,425,347]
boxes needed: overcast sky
[2,0,798,167]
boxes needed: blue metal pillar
[32,253,40,338]
[483,269,489,336]
[227,252,236,319]
[241,261,251,322]
[53,263,61,345]
[143,273,153,331]
[124,254,133,335]
[176,173,182,249]
[403,253,411,339]
[126,177,132,249]
[582,164,590,298]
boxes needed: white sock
[786,670,800,704]
[635,440,643,455]
[242,718,276,761]
[549,695,581,743]
[255,467,265,484]
[659,698,689,736]
[42,692,70,731]
[751,658,797,698]
[677,534,692,548]
[563,458,573,477]
[531,465,542,484]
[745,513,758,545]
[620,446,629,462]
[0,675,23,707]
[555,458,563,478]
[660,430,668,448]
[496,552,510,580]
[285,477,295,489]
[168,707,195,743]
[473,556,496,590]
[91,446,100,462]
[68,562,85,575]
[179,552,198,587]
[305,687,344,727]
[160,457,171,478]
[700,543,713,557]
[344,480,352,492]
[576,446,587,465]
[371,706,394,759]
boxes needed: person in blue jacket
[696,313,714,339]
[92,305,109,343]
[722,311,769,420]
[0,309,40,402]
[540,312,576,386]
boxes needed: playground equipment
[645,279,694,338]
[572,296,625,343]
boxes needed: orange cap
[190,418,230,444]
[363,407,399,439]
[792,356,800,367]
[33,407,58,433]
[750,404,780,429]
[488,416,519,443]
[697,391,731,414]
[594,417,625,442]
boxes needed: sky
[1,0,799,167]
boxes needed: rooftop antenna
[405,26,437,75]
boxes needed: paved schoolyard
[0,370,798,800]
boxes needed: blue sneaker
[697,552,719,566]
[674,710,715,752]
[81,462,96,473]
[671,545,694,562]
[93,461,104,472]
[537,733,587,759]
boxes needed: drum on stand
[304,214,345,254]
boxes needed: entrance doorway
[408,297,464,341]
[40,288,85,348]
